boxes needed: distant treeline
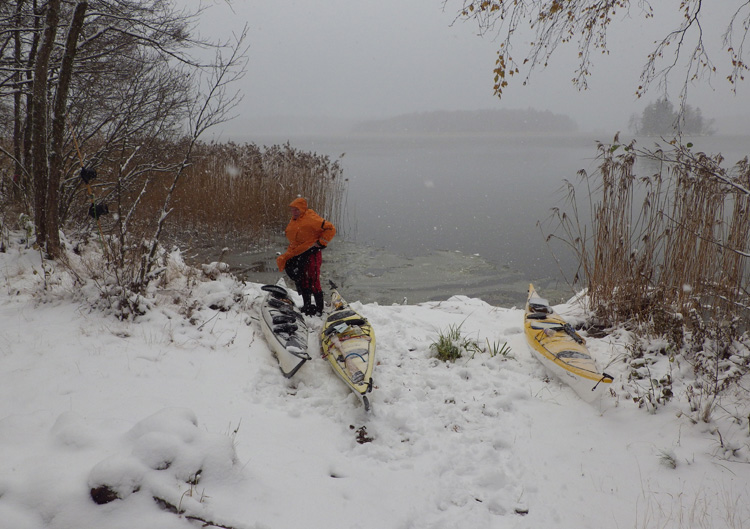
[352,108,578,135]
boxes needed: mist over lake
[225,124,750,306]
[309,133,590,275]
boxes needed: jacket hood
[289,197,308,213]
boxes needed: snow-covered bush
[87,408,239,523]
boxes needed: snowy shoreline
[1,243,748,528]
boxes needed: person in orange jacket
[276,197,336,315]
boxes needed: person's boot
[313,291,325,316]
[300,289,313,315]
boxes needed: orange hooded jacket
[276,197,336,271]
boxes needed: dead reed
[548,137,750,403]
[71,139,347,253]
[154,141,347,249]
[553,136,750,335]
[2,134,344,275]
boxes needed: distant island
[352,108,578,135]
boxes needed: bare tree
[0,0,246,260]
[454,1,750,109]
[29,0,61,247]
[46,0,87,257]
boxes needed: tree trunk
[46,1,88,258]
[30,0,61,248]
[23,11,42,202]
[12,0,26,200]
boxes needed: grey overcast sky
[195,1,750,136]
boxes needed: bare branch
[454,0,747,105]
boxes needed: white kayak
[259,283,310,378]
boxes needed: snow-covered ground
[1,240,749,529]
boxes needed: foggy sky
[196,1,750,137]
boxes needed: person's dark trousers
[313,291,324,316]
[300,289,314,315]
[285,248,323,316]
[286,248,323,315]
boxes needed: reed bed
[2,136,345,289]
[547,138,750,401]
[555,137,750,337]
[150,141,347,250]
[70,140,347,254]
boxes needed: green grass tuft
[485,339,512,359]
[431,323,480,362]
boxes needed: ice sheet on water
[201,240,569,307]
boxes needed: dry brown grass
[549,137,750,403]
[553,136,750,334]
[52,139,346,255]
[139,141,346,250]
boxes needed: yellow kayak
[320,284,376,411]
[524,284,612,401]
